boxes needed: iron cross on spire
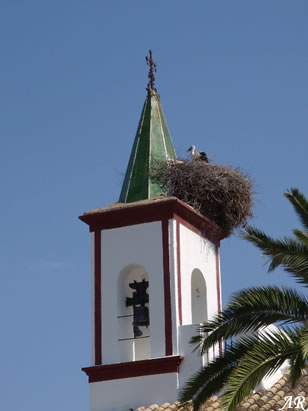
[146,49,157,93]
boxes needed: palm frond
[182,188,308,411]
[244,226,308,285]
[289,349,306,387]
[221,329,301,411]
[285,188,308,230]
[293,229,308,247]
[196,286,308,353]
[191,367,232,411]
[180,338,258,409]
[300,325,308,358]
[180,358,233,407]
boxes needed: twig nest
[152,159,253,235]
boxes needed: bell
[126,279,149,307]
[133,306,149,328]
[126,279,150,338]
[133,325,143,338]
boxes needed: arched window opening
[191,269,207,325]
[117,265,151,362]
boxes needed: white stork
[187,145,209,162]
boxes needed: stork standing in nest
[187,145,209,162]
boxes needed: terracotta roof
[81,196,177,216]
[136,371,308,411]
[79,196,227,242]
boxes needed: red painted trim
[79,198,226,244]
[82,356,183,383]
[176,221,183,325]
[162,219,173,356]
[94,230,102,365]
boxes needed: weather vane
[146,49,157,93]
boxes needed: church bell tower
[80,51,225,411]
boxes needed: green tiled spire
[119,52,176,203]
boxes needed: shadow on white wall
[191,268,207,325]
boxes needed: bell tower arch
[191,268,207,325]
[117,264,151,362]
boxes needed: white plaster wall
[168,220,180,355]
[90,373,179,411]
[101,222,165,364]
[178,324,203,389]
[178,224,218,326]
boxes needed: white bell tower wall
[80,198,225,411]
[177,222,220,326]
[101,221,166,364]
[97,216,221,368]
[168,219,222,387]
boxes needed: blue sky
[0,2,307,410]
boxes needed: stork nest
[151,159,253,234]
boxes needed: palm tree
[180,188,308,411]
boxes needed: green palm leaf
[180,338,258,409]
[222,329,301,411]
[285,188,308,230]
[289,349,306,387]
[182,188,308,411]
[196,286,308,353]
[300,325,308,358]
[293,229,308,247]
[244,226,308,285]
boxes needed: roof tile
[136,371,308,411]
